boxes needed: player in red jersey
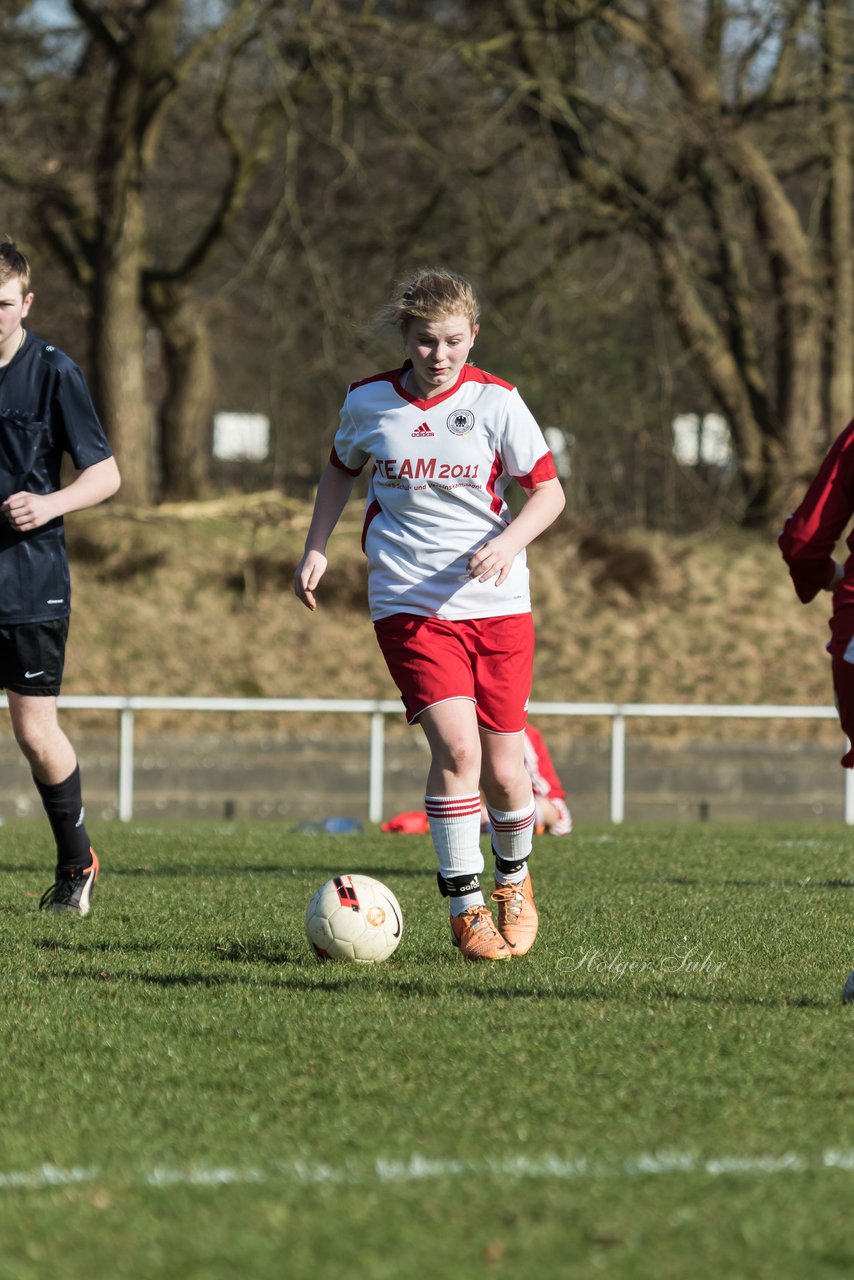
[779,419,854,1002]
[295,269,565,960]
[482,724,572,836]
[522,724,572,835]
[779,420,854,761]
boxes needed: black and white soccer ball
[305,874,403,963]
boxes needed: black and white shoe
[842,970,854,1004]
[39,850,100,917]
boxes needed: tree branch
[69,0,124,53]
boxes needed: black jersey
[0,331,113,624]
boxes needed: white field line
[0,1150,853,1192]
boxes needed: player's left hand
[1,491,60,532]
[467,533,519,587]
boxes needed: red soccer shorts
[373,612,534,733]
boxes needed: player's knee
[13,718,60,768]
[15,731,48,768]
[483,762,528,806]
[436,737,480,781]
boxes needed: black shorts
[0,618,69,697]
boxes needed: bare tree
[821,0,853,427]
[0,0,281,502]
[6,0,845,526]
[469,0,852,523]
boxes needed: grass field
[0,819,852,1279]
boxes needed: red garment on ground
[380,810,430,834]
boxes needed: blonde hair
[381,269,479,333]
[0,240,31,293]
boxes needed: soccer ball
[305,874,403,963]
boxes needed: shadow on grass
[34,937,302,965]
[647,875,854,891]
[107,865,431,880]
[2,863,432,883]
[25,959,838,1009]
[8,865,852,889]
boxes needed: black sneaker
[843,970,854,1004]
[39,850,100,916]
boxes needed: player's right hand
[2,490,60,532]
[294,550,328,611]
[828,560,846,590]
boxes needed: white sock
[425,793,485,915]
[487,796,536,885]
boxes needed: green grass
[0,820,852,1279]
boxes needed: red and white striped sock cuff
[425,794,483,822]
[485,799,537,836]
[487,797,537,872]
[425,793,485,882]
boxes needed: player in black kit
[0,241,120,914]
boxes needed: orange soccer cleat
[492,870,539,955]
[450,905,512,961]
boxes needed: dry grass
[64,498,838,744]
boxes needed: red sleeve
[523,725,566,800]
[516,452,558,490]
[779,420,854,603]
[329,446,365,477]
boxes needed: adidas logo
[412,422,434,437]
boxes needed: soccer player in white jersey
[294,270,565,960]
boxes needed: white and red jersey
[779,418,854,648]
[331,361,557,621]
[522,725,567,802]
[523,725,572,835]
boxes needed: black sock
[33,765,92,869]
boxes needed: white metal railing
[527,700,852,825]
[3,695,849,825]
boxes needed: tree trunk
[84,2,184,507]
[153,294,215,500]
[90,191,154,506]
[822,0,854,431]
